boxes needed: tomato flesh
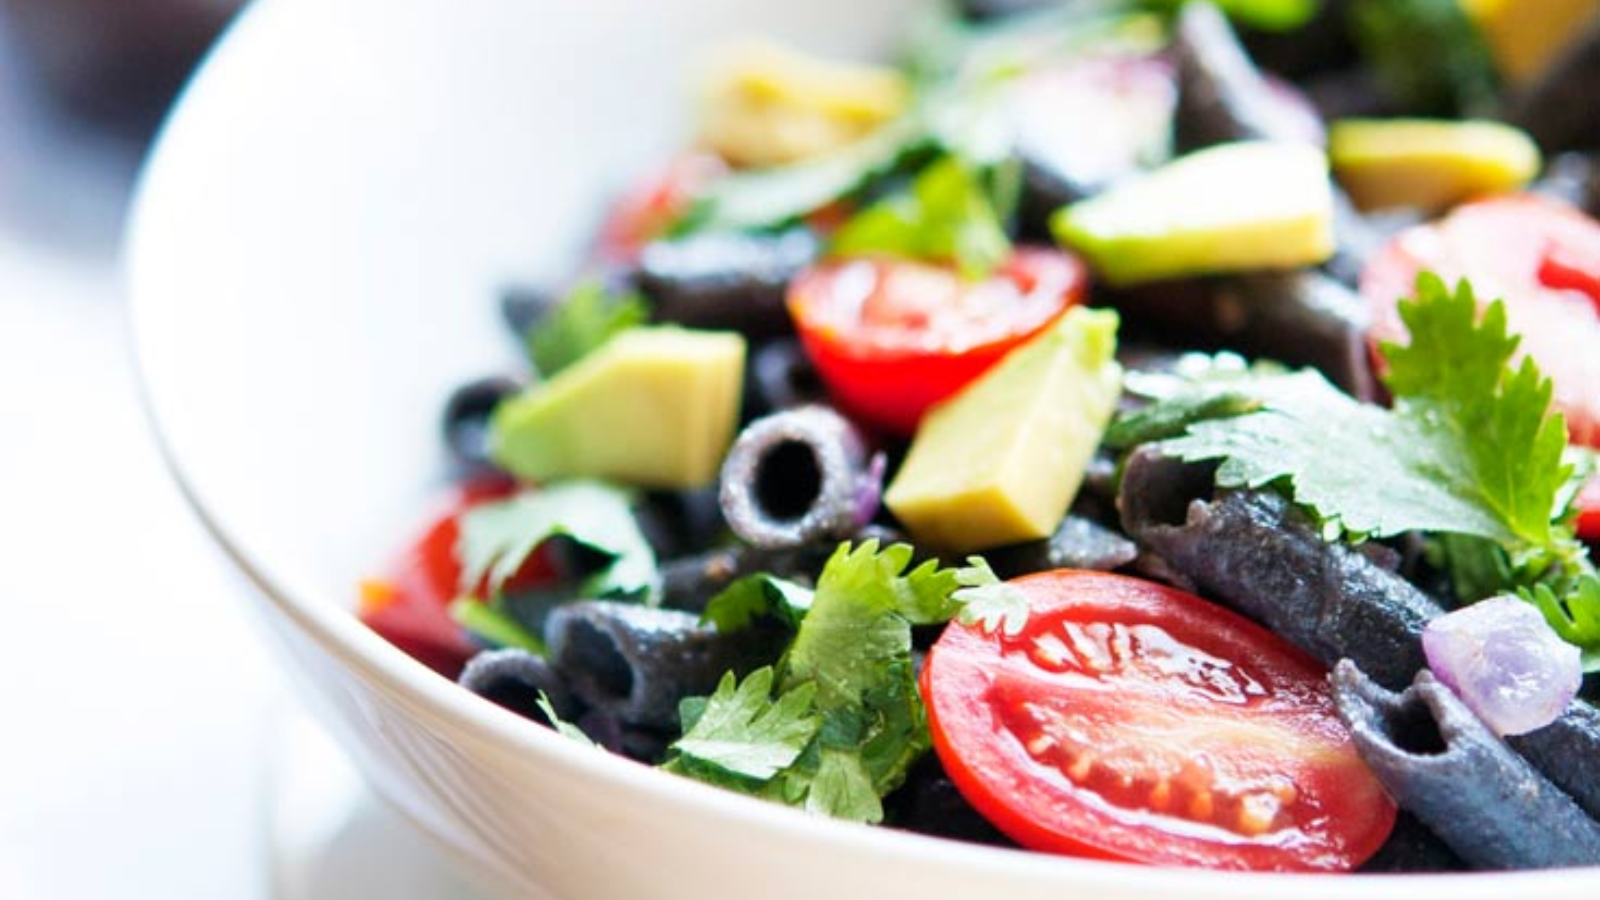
[921,570,1396,872]
[1360,194,1600,448]
[1577,472,1600,543]
[359,478,514,678]
[787,248,1086,436]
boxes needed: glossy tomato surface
[1577,471,1600,543]
[921,570,1396,872]
[787,248,1086,436]
[1361,194,1600,448]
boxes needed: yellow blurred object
[1459,0,1600,82]
[699,39,910,168]
[1329,118,1541,211]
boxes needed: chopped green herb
[1120,273,1600,666]
[1145,0,1322,32]
[1349,0,1498,116]
[952,556,1030,637]
[663,541,987,822]
[679,118,930,235]
[1160,276,1572,545]
[536,692,600,747]
[449,596,544,653]
[1524,577,1600,672]
[830,155,1015,279]
[701,573,815,633]
[667,668,822,781]
[525,280,649,379]
[456,480,658,602]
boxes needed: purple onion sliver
[852,452,887,530]
[1422,595,1582,737]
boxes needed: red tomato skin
[593,153,727,263]
[787,249,1087,436]
[359,477,514,679]
[921,570,1397,872]
[1360,194,1600,448]
[1577,473,1600,543]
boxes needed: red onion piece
[1422,595,1582,737]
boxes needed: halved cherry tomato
[922,570,1396,872]
[1576,471,1600,543]
[359,477,517,678]
[593,153,727,263]
[1361,194,1600,448]
[787,248,1087,436]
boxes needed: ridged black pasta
[719,406,878,549]
[545,600,783,730]
[1119,446,1600,822]
[1120,448,1437,688]
[458,648,575,725]
[983,515,1138,578]
[1332,661,1600,869]
[634,229,817,339]
[1172,0,1313,149]
[1106,271,1377,399]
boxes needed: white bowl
[128,1,1599,898]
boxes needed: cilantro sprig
[1119,273,1600,668]
[829,155,1017,279]
[524,280,649,379]
[450,481,659,651]
[663,541,1005,822]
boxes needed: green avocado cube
[884,307,1123,553]
[1052,140,1335,287]
[490,327,746,489]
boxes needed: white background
[0,28,279,899]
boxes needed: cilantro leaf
[1380,274,1571,547]
[536,692,600,748]
[952,557,1030,637]
[525,280,648,379]
[1126,274,1600,664]
[456,481,659,600]
[830,155,1014,279]
[668,669,822,781]
[1162,373,1518,542]
[680,118,928,235]
[664,540,975,823]
[449,596,544,653]
[1524,577,1600,672]
[1159,277,1573,546]
[1349,0,1498,116]
[804,749,883,822]
[701,573,814,633]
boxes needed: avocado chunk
[490,328,746,489]
[1329,118,1541,212]
[1052,141,1334,287]
[883,307,1122,553]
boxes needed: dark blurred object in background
[0,0,242,134]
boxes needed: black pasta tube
[719,406,881,550]
[1332,661,1600,870]
[545,600,783,731]
[458,648,575,726]
[1118,446,1600,821]
[1171,0,1320,149]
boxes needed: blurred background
[0,3,272,898]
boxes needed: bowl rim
[123,0,1600,896]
